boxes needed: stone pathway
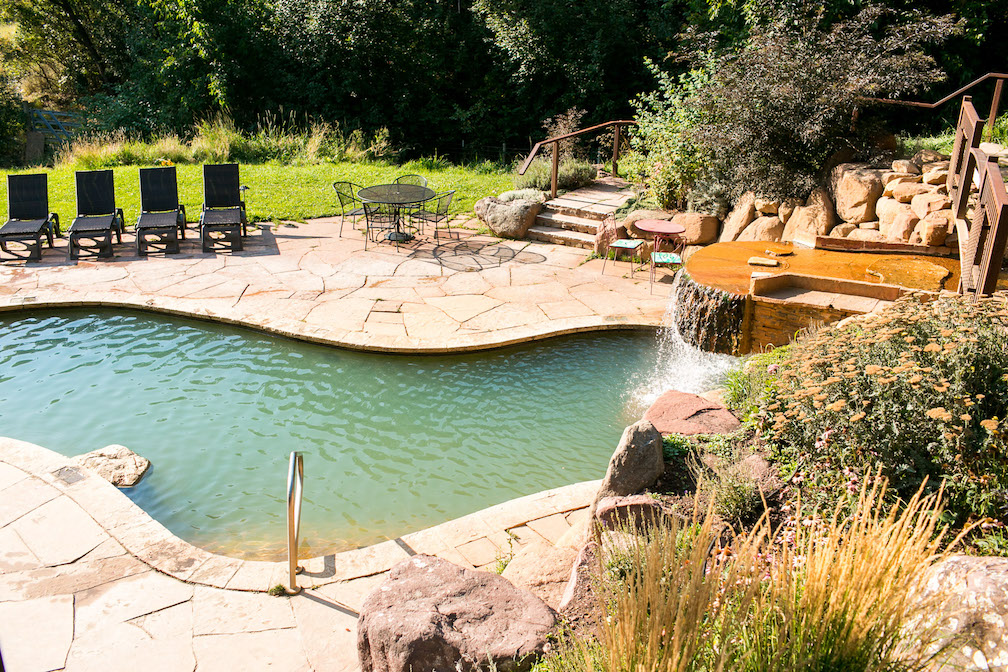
[0,216,672,352]
[0,438,596,671]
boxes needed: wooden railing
[28,108,81,144]
[518,120,636,198]
[862,72,1007,143]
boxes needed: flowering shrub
[761,295,1008,520]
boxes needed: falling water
[630,271,740,410]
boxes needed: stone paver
[0,218,671,354]
[0,440,601,671]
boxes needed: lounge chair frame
[68,170,124,261]
[200,163,248,253]
[0,173,60,262]
[136,166,187,256]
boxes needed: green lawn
[0,161,514,226]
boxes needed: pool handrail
[287,451,304,594]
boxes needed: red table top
[634,218,686,236]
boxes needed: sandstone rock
[594,494,678,533]
[891,182,933,203]
[593,216,622,257]
[501,541,578,610]
[643,390,741,436]
[831,222,857,237]
[474,197,542,239]
[672,212,720,245]
[883,176,924,198]
[882,211,919,242]
[858,220,879,230]
[923,168,949,185]
[777,198,802,225]
[593,420,664,505]
[555,518,590,550]
[830,163,885,224]
[358,555,556,672]
[884,171,921,185]
[699,387,728,407]
[735,215,784,242]
[876,196,905,230]
[911,192,951,220]
[624,209,672,240]
[719,192,756,242]
[557,541,602,636]
[912,149,947,166]
[922,555,1008,671]
[754,198,779,215]
[72,445,150,487]
[923,160,950,172]
[910,211,952,246]
[782,188,835,242]
[892,159,921,174]
[847,229,884,242]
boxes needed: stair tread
[536,211,600,227]
[527,225,595,243]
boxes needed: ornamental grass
[761,295,1008,520]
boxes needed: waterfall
[630,271,740,410]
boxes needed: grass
[538,479,960,672]
[901,111,1008,155]
[0,161,513,225]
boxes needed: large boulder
[643,390,741,436]
[891,159,921,175]
[736,215,784,242]
[875,197,909,231]
[594,494,679,533]
[830,163,885,225]
[671,212,719,245]
[910,192,951,220]
[474,197,542,239]
[911,210,953,246]
[501,540,577,610]
[557,540,602,636]
[593,420,664,506]
[72,444,150,487]
[882,211,920,242]
[719,192,756,242]
[358,555,556,672]
[923,555,1008,671]
[891,182,932,204]
[912,149,947,166]
[782,188,836,243]
[847,228,884,243]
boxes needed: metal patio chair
[200,163,248,253]
[67,170,124,261]
[136,166,186,256]
[393,174,427,187]
[598,216,643,278]
[410,190,455,241]
[333,180,365,237]
[0,173,60,262]
[363,201,397,250]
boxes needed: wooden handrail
[861,72,1008,142]
[518,119,636,198]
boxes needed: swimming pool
[0,309,690,559]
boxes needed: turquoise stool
[601,237,644,277]
[650,250,682,292]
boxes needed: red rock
[643,390,740,436]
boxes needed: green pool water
[0,309,702,559]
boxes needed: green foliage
[972,527,1008,557]
[514,157,596,192]
[723,346,789,421]
[763,295,1008,521]
[661,433,692,463]
[0,74,24,166]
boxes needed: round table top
[358,183,435,206]
[634,218,686,236]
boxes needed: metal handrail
[861,72,1008,142]
[518,119,637,199]
[287,451,304,594]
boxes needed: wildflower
[981,418,1000,434]
[926,407,953,422]
[850,412,866,423]
[865,364,884,375]
[767,364,779,375]
[923,343,942,353]
[826,399,846,412]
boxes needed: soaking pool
[0,309,686,559]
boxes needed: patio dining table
[358,183,435,242]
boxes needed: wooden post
[612,125,621,178]
[987,78,1004,143]
[550,140,559,199]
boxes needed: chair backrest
[948,96,985,220]
[203,163,241,209]
[333,181,361,210]
[363,200,395,222]
[139,166,180,213]
[435,190,454,216]
[8,173,48,221]
[394,174,427,187]
[75,169,116,216]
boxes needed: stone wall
[672,272,747,355]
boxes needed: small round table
[358,184,436,242]
[633,219,686,253]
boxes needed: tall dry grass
[539,479,962,672]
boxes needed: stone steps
[533,210,600,235]
[526,225,595,249]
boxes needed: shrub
[539,480,957,672]
[497,188,546,203]
[723,346,790,422]
[763,295,1008,520]
[515,157,596,192]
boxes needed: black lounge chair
[68,170,124,260]
[200,163,248,252]
[136,166,186,256]
[0,173,60,262]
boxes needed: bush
[0,76,24,167]
[515,156,596,192]
[762,295,1008,520]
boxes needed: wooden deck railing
[518,120,636,198]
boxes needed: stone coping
[0,220,670,354]
[0,436,600,593]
